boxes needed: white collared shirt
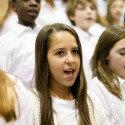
[0,23,41,89]
[88,77,125,125]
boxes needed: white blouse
[28,88,110,125]
[88,77,125,125]
[0,74,32,125]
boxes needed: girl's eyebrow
[118,48,125,51]
[53,47,79,51]
[72,47,79,49]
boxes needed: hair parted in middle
[91,26,125,99]
[34,23,92,125]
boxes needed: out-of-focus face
[13,0,41,27]
[47,31,80,91]
[109,0,124,21]
[70,2,97,32]
[106,38,125,80]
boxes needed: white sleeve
[87,90,111,125]
[88,78,111,122]
[14,77,33,125]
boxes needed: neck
[18,20,35,29]
[49,85,74,100]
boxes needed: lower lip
[28,12,38,17]
[64,72,75,80]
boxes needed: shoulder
[28,88,41,125]
[28,88,40,105]
[6,73,29,103]
[87,90,107,125]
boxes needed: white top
[28,88,110,125]
[0,73,32,125]
[88,77,125,125]
[0,43,11,72]
[0,23,41,89]
[96,0,108,16]
[0,12,18,35]
[36,0,71,27]
[89,23,106,41]
[73,26,98,83]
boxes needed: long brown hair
[35,23,92,125]
[0,69,19,122]
[91,26,125,99]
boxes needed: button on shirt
[88,77,125,125]
[0,23,41,89]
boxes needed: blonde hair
[0,69,19,122]
[0,0,9,26]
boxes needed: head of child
[34,23,91,125]
[107,0,125,26]
[12,0,41,28]
[91,26,125,99]
[66,0,99,32]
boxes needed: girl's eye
[56,51,64,55]
[120,53,125,56]
[72,50,79,54]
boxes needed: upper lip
[64,68,75,72]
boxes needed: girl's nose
[66,53,74,65]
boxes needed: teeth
[66,69,74,72]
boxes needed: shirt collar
[12,23,41,36]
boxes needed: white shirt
[89,23,106,41]
[96,0,108,16]
[36,0,71,27]
[0,12,18,36]
[88,77,125,125]
[0,23,41,89]
[0,73,32,125]
[0,43,11,72]
[73,27,98,82]
[28,88,110,125]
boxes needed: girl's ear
[69,15,75,21]
[106,54,109,61]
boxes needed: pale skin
[69,2,97,32]
[109,0,125,26]
[47,31,80,100]
[106,38,125,80]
